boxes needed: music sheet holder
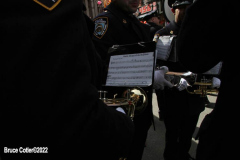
[102,41,156,100]
[156,35,178,62]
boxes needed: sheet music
[106,52,154,87]
[156,36,175,60]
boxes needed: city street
[142,91,216,160]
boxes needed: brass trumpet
[186,79,219,97]
[98,87,148,119]
[186,82,218,97]
[166,72,219,97]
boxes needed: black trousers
[163,112,200,160]
[127,110,152,160]
[128,88,153,160]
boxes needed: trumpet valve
[98,90,108,102]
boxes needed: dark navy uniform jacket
[92,2,151,63]
[154,21,180,36]
[146,22,163,40]
[154,21,205,115]
[0,1,134,160]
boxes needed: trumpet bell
[122,87,148,116]
[99,87,148,119]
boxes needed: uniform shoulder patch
[93,17,108,39]
[33,0,61,11]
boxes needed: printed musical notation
[107,76,152,80]
[109,65,153,70]
[106,52,154,87]
[108,70,152,74]
[110,58,153,64]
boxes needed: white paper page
[106,52,154,87]
[156,36,174,60]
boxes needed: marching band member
[138,9,164,39]
[153,1,205,160]
[92,0,154,159]
[177,0,237,159]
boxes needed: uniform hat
[168,0,193,9]
[138,9,159,21]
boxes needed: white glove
[116,107,126,114]
[159,66,169,74]
[212,77,221,88]
[153,66,174,90]
[176,78,189,91]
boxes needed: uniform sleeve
[92,16,117,62]
[92,16,118,84]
